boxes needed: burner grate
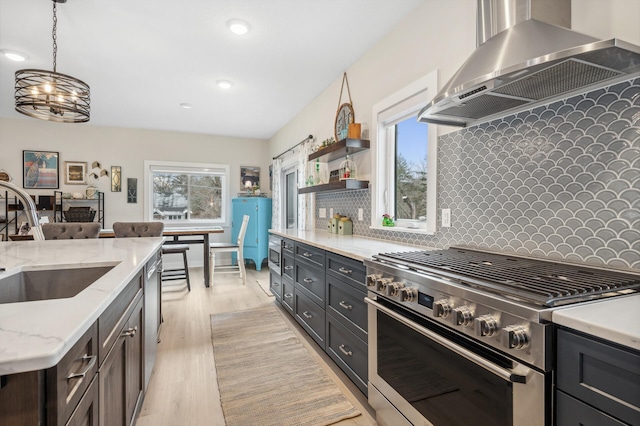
[376,248,640,307]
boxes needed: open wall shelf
[298,180,369,194]
[308,138,370,162]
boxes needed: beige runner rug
[256,278,274,297]
[210,306,361,426]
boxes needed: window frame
[371,70,438,234]
[144,160,230,226]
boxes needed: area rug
[210,306,361,426]
[256,278,274,297]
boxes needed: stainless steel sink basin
[0,266,113,304]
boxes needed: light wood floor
[136,266,377,426]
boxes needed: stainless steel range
[364,247,640,426]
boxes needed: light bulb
[217,80,233,89]
[227,19,250,35]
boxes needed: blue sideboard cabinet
[232,197,272,271]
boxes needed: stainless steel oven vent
[418,0,640,127]
[493,59,623,100]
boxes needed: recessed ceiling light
[1,49,28,62]
[179,103,192,109]
[227,19,250,35]
[217,80,233,89]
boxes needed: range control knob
[451,306,474,326]
[366,274,382,287]
[474,315,499,337]
[376,277,393,292]
[433,299,452,318]
[502,325,529,350]
[400,287,418,302]
[387,282,405,297]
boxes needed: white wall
[267,0,640,220]
[268,0,478,163]
[0,117,269,266]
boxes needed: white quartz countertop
[0,238,164,375]
[553,294,640,351]
[269,228,432,262]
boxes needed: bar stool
[161,244,191,291]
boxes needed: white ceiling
[0,0,424,139]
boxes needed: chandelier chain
[52,1,57,72]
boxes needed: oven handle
[365,297,529,384]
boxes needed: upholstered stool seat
[161,244,191,291]
[42,222,101,240]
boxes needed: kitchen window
[372,70,438,233]
[144,160,229,225]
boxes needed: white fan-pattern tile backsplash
[316,77,640,270]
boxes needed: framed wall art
[64,161,88,185]
[127,178,137,203]
[23,150,59,189]
[111,166,122,192]
[240,166,260,189]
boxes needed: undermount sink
[0,266,114,304]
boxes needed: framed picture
[240,166,260,189]
[64,161,88,185]
[111,166,122,192]
[23,150,59,189]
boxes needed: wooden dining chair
[209,215,250,285]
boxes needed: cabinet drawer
[326,253,366,291]
[557,328,640,425]
[66,375,99,426]
[327,278,367,341]
[295,242,325,269]
[47,322,98,426]
[295,262,325,307]
[556,391,626,426]
[295,290,326,350]
[326,314,368,395]
[98,271,143,366]
[282,238,295,256]
[281,277,295,316]
[270,269,282,299]
[282,254,294,281]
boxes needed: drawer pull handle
[285,245,293,250]
[303,252,313,257]
[338,267,352,275]
[339,345,353,357]
[303,311,313,319]
[122,326,138,337]
[284,266,293,270]
[339,301,353,310]
[273,282,280,287]
[67,354,97,380]
[284,293,293,298]
[303,278,313,284]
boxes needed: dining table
[99,226,224,287]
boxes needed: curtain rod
[272,135,313,160]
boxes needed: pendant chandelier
[15,0,90,123]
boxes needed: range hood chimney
[418,0,640,127]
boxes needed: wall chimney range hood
[418,0,640,127]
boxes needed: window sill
[369,225,435,235]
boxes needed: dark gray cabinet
[556,327,640,426]
[269,234,369,396]
[99,271,144,426]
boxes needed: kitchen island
[1,237,164,425]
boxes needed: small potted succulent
[382,214,394,227]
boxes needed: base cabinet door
[100,297,143,426]
[66,375,99,426]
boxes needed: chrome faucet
[0,181,45,240]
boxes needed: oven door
[268,236,282,274]
[366,295,549,426]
